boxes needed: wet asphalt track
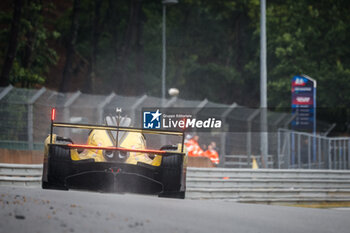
[1,186,350,233]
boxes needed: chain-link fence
[0,85,346,169]
[278,129,350,169]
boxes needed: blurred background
[0,1,349,109]
[0,0,350,168]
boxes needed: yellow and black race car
[42,108,187,199]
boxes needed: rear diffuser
[65,170,163,194]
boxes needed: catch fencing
[278,129,350,170]
[0,86,346,169]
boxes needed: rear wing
[49,108,185,155]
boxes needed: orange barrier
[0,149,43,164]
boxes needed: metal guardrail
[2,163,350,204]
[0,163,42,186]
[186,167,350,204]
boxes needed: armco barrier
[0,163,42,186]
[2,164,350,204]
[186,167,350,204]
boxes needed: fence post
[308,135,311,169]
[341,140,343,169]
[277,129,281,169]
[98,92,116,124]
[318,137,321,169]
[130,94,147,126]
[63,91,81,136]
[343,140,346,170]
[328,140,332,169]
[348,140,350,169]
[338,140,340,170]
[297,134,301,168]
[220,131,227,168]
[339,140,342,169]
[338,140,341,170]
[192,98,207,137]
[27,87,46,150]
[158,96,179,146]
[220,102,236,167]
[287,132,291,168]
[27,104,33,150]
[340,140,343,169]
[344,140,347,169]
[247,122,251,167]
[283,114,297,167]
[246,109,260,168]
[345,140,347,170]
[274,114,287,168]
[291,132,295,167]
[335,140,338,169]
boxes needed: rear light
[51,108,56,121]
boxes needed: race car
[42,108,187,199]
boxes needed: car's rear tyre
[42,181,67,190]
[43,143,71,190]
[50,143,71,161]
[159,145,185,198]
[161,153,182,191]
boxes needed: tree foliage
[0,0,59,88]
[266,0,350,109]
[0,0,349,116]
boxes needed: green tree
[0,0,23,86]
[0,0,59,88]
[266,0,350,109]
